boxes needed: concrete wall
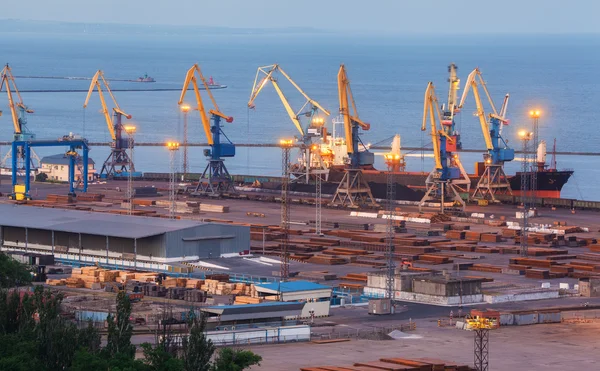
[579,278,600,297]
[164,223,249,259]
[367,272,431,292]
[412,279,481,297]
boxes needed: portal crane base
[473,164,512,202]
[2,147,40,170]
[330,168,378,208]
[101,148,134,178]
[195,159,235,196]
[419,179,465,213]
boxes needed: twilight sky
[2,0,595,34]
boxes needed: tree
[211,348,262,371]
[35,172,48,182]
[0,253,32,289]
[141,342,184,371]
[180,313,215,371]
[105,291,136,359]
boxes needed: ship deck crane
[0,64,40,169]
[248,64,331,183]
[179,63,235,195]
[83,70,134,178]
[419,82,468,213]
[459,68,514,201]
[330,64,376,208]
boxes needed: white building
[39,154,96,182]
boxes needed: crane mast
[248,64,330,183]
[179,64,235,195]
[83,70,134,178]
[330,64,376,208]
[419,82,467,213]
[0,64,40,169]
[459,68,514,201]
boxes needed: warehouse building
[0,204,249,265]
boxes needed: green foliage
[180,313,215,371]
[0,252,32,289]
[105,291,136,359]
[211,348,262,371]
[35,172,48,182]
[141,342,184,371]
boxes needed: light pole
[384,153,401,304]
[180,105,191,180]
[279,139,294,281]
[529,110,541,197]
[124,125,137,215]
[166,141,180,219]
[518,129,533,257]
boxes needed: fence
[311,322,416,341]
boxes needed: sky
[2,0,597,34]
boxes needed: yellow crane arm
[179,64,232,146]
[458,68,494,151]
[422,82,446,170]
[248,64,330,137]
[1,65,29,134]
[470,81,494,150]
[338,65,370,155]
[83,70,132,141]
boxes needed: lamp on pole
[518,129,533,257]
[383,153,401,303]
[279,138,294,281]
[180,105,191,180]
[529,110,541,197]
[124,125,137,215]
[166,141,180,219]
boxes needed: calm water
[1,32,598,199]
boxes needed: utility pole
[315,171,323,236]
[529,110,541,199]
[166,141,180,219]
[124,125,137,215]
[518,130,533,257]
[384,153,400,302]
[180,105,190,179]
[280,139,293,281]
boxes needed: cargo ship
[238,139,573,201]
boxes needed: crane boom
[83,70,132,141]
[422,82,454,170]
[179,64,232,146]
[248,64,330,137]
[338,64,370,155]
[0,64,33,135]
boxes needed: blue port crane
[0,64,41,169]
[83,70,134,178]
[458,68,513,201]
[178,64,235,195]
[419,82,467,212]
[330,64,376,208]
[248,64,330,183]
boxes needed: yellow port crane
[419,82,468,213]
[330,64,376,208]
[0,64,40,169]
[458,68,514,201]
[179,63,235,195]
[248,64,330,183]
[83,70,134,178]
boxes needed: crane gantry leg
[473,164,512,202]
[330,168,377,208]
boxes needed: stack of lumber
[307,255,347,265]
[65,277,84,288]
[418,254,452,264]
[301,357,474,371]
[185,279,204,289]
[234,296,262,305]
[446,230,466,240]
[339,273,368,282]
[184,289,207,303]
[509,258,556,268]
[77,193,105,202]
[132,199,155,206]
[481,233,502,243]
[46,279,66,286]
[525,269,550,279]
[465,231,482,241]
[297,271,338,280]
[46,194,74,204]
[200,203,229,213]
[501,228,519,238]
[468,264,503,273]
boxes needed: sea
[1,31,599,200]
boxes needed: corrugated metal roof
[0,204,204,239]
[202,301,304,315]
[256,281,331,293]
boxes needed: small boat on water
[136,73,155,82]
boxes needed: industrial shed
[0,204,249,262]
